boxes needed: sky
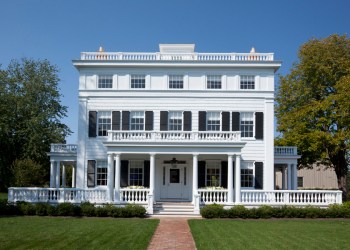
[1,0,349,143]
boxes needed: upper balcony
[80,51,274,62]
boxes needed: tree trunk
[331,149,348,201]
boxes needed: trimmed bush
[80,202,96,217]
[35,203,51,216]
[124,204,146,218]
[227,205,250,218]
[200,204,226,218]
[56,203,81,216]
[17,202,36,215]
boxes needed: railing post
[8,188,14,202]
[194,194,201,215]
[336,191,342,204]
[147,194,154,214]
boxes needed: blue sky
[1,0,349,143]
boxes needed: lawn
[189,219,350,250]
[0,192,7,200]
[0,217,159,249]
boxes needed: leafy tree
[276,34,350,200]
[0,58,71,190]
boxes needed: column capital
[193,153,199,157]
[149,153,156,157]
[227,154,234,158]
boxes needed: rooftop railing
[80,52,274,62]
[274,146,298,156]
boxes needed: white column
[72,164,76,188]
[107,154,114,202]
[235,154,241,203]
[150,154,156,195]
[62,164,66,188]
[292,164,298,190]
[56,161,61,188]
[114,154,121,202]
[227,154,233,203]
[192,154,198,198]
[287,163,292,190]
[50,160,55,188]
[282,167,286,190]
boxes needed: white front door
[160,165,190,200]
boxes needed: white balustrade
[108,131,241,142]
[198,189,228,204]
[241,190,342,206]
[80,52,274,62]
[50,144,77,153]
[274,146,298,156]
[8,187,108,204]
[119,188,150,204]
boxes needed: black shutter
[255,162,263,189]
[87,160,96,187]
[183,111,192,131]
[255,112,264,139]
[221,161,228,188]
[145,111,154,131]
[112,111,120,130]
[222,112,230,131]
[160,111,168,131]
[144,160,150,188]
[120,160,129,187]
[122,111,130,130]
[232,112,240,131]
[88,111,97,137]
[198,161,206,188]
[198,111,207,131]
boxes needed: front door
[160,165,190,200]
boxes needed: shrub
[124,204,146,218]
[17,202,36,215]
[47,205,58,216]
[228,205,249,218]
[95,206,109,217]
[56,203,80,216]
[200,204,226,218]
[254,205,274,219]
[35,203,50,216]
[80,202,96,217]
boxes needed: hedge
[200,202,350,219]
[0,200,146,218]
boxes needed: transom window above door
[168,111,183,131]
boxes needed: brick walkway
[148,218,197,250]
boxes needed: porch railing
[80,52,274,62]
[241,190,342,205]
[274,146,298,156]
[8,187,108,204]
[108,131,241,142]
[198,189,228,204]
[119,188,150,204]
[50,144,77,153]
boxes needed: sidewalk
[148,217,197,250]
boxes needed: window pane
[98,75,113,88]
[207,112,221,131]
[131,75,146,88]
[96,161,107,186]
[206,162,220,187]
[241,162,254,187]
[207,75,221,89]
[168,111,183,131]
[169,75,184,89]
[130,111,144,130]
[240,112,254,137]
[98,111,111,136]
[129,161,143,186]
[240,75,255,89]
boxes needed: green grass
[0,192,8,200]
[189,219,350,250]
[0,217,159,249]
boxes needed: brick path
[148,218,197,250]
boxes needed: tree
[0,58,71,190]
[275,34,350,200]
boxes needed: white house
[8,44,342,214]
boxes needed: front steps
[152,201,199,216]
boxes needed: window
[129,161,143,186]
[96,161,107,186]
[207,75,222,89]
[240,112,254,137]
[207,112,221,131]
[169,111,182,131]
[169,75,184,89]
[241,162,254,187]
[130,111,144,130]
[131,75,146,88]
[240,75,255,89]
[206,161,221,187]
[98,75,113,88]
[98,111,111,136]
[297,177,303,188]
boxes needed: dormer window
[207,75,222,89]
[98,75,113,88]
[169,75,184,89]
[240,75,255,89]
[131,75,146,89]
